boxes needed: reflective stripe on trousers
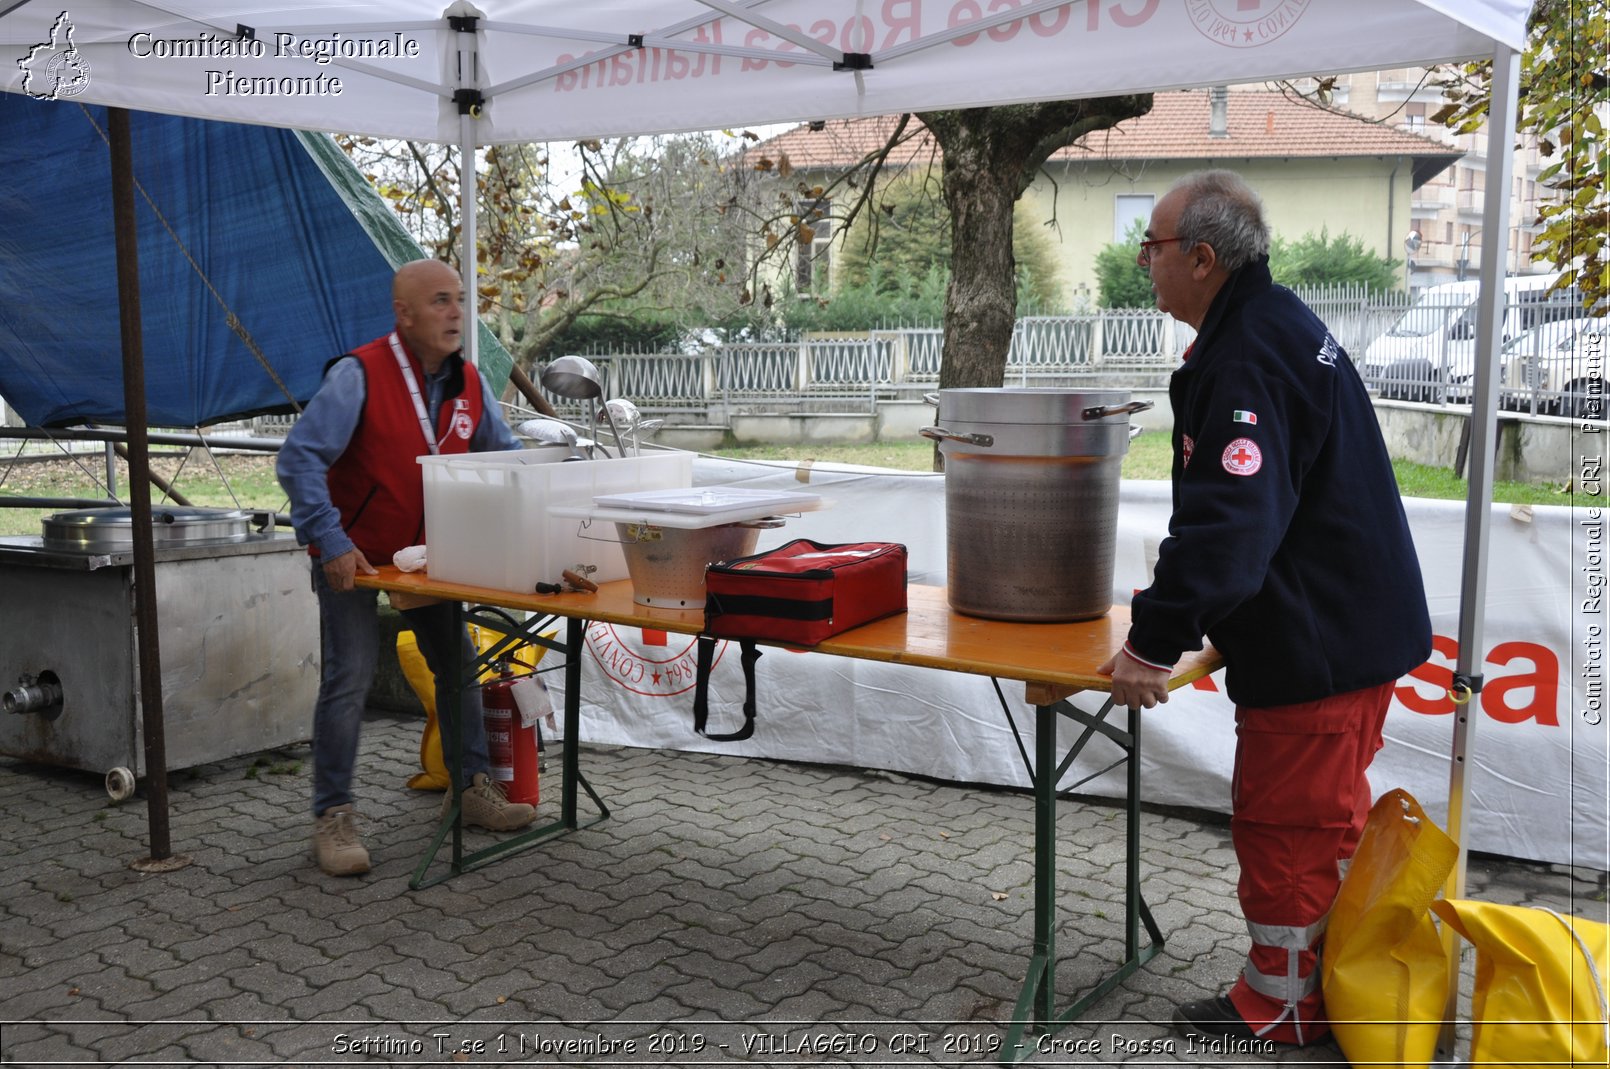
[1239,916,1329,1044]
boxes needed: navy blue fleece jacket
[1126,258,1431,707]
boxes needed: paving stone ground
[0,707,1603,1067]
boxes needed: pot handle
[922,392,940,408]
[736,517,788,529]
[570,517,630,544]
[919,425,995,448]
[1081,400,1155,421]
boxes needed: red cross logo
[1222,437,1263,476]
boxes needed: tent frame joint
[454,88,485,115]
[834,52,872,71]
[449,15,479,33]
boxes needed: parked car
[1361,273,1572,402]
[1500,316,1607,418]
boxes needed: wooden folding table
[358,568,1221,1059]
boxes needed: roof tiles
[754,90,1459,168]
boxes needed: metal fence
[1301,284,1413,355]
[548,311,1191,418]
[1347,286,1599,414]
[247,284,1601,432]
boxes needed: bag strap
[692,636,760,742]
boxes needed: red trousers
[1226,681,1394,1044]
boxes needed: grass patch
[244,755,302,780]
[1391,459,1584,506]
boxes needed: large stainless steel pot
[921,388,1152,622]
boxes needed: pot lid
[41,506,253,552]
[937,388,1133,425]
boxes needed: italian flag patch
[1232,409,1258,425]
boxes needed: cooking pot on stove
[41,505,263,552]
[921,389,1151,622]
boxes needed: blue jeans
[309,562,489,816]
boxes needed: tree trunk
[919,99,1151,391]
[928,114,1024,391]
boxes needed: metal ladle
[540,355,624,459]
[634,417,665,450]
[516,417,591,460]
[604,397,640,456]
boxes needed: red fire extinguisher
[482,661,540,806]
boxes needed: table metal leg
[1000,695,1165,1064]
[409,608,609,890]
[562,615,581,829]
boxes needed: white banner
[553,456,1608,869]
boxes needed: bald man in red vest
[278,259,534,877]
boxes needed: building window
[795,197,832,295]
[1115,194,1154,242]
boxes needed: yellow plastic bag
[1431,898,1609,1068]
[1321,787,1459,1069]
[398,621,548,792]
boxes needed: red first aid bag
[704,539,908,644]
[693,540,907,740]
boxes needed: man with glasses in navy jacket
[1100,171,1432,1047]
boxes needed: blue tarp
[0,96,513,428]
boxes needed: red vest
[324,333,483,562]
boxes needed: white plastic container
[419,447,693,592]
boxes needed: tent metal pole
[1438,41,1521,1056]
[456,16,481,369]
[109,107,188,875]
[461,111,478,368]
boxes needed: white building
[1270,70,1561,289]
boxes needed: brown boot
[444,773,536,832]
[312,804,371,876]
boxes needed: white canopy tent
[2,0,1541,1041]
[2,2,1526,140]
[1,0,1530,360]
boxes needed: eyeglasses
[1137,235,1192,265]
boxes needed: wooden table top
[359,567,1221,704]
